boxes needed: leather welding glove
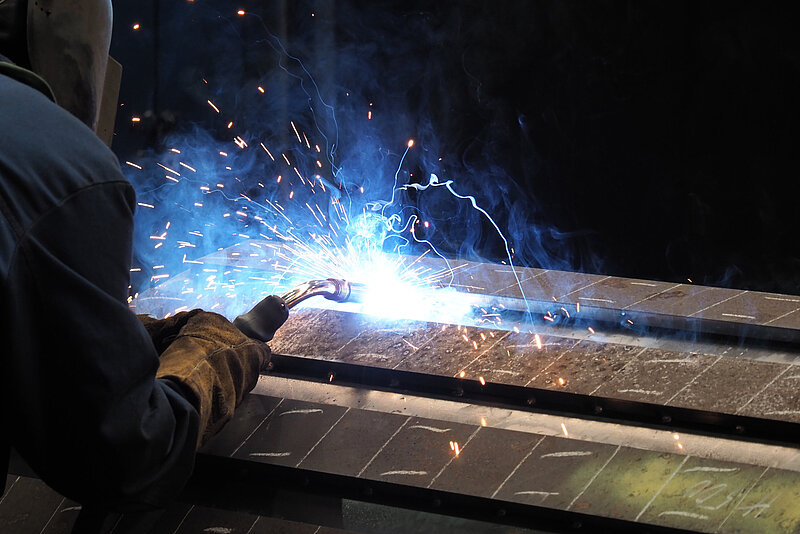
[153,310,271,447]
[137,310,202,355]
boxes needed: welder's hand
[154,310,271,447]
[233,295,289,342]
[137,310,202,355]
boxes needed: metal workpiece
[8,376,800,533]
[266,306,800,430]
[189,382,800,534]
[127,244,800,533]
[133,243,800,434]
[134,241,800,344]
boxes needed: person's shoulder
[0,73,129,231]
[14,78,121,170]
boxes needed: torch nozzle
[281,278,368,309]
[234,278,366,342]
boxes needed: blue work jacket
[0,59,199,510]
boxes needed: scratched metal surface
[132,243,800,421]
[197,392,800,534]
[268,307,800,423]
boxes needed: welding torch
[233,278,367,342]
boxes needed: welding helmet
[0,0,120,144]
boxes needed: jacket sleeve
[5,179,200,510]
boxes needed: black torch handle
[233,295,289,342]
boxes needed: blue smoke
[123,2,580,322]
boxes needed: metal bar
[266,354,800,447]
[188,454,698,534]
[469,293,800,345]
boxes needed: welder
[0,0,286,528]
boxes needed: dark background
[110,1,800,294]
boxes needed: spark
[561,423,569,437]
[126,161,142,169]
[132,23,140,30]
[157,163,181,176]
[260,143,275,160]
[479,376,486,385]
[127,35,531,330]
[534,334,542,349]
[587,326,595,334]
[290,121,302,143]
